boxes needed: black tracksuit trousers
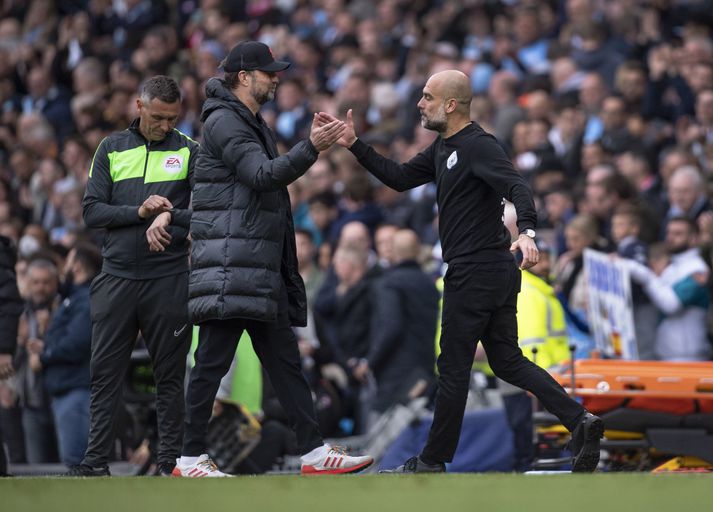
[0,424,6,475]
[420,260,585,464]
[183,287,323,457]
[83,272,190,468]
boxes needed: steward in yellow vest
[517,269,570,370]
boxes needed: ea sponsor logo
[163,155,183,173]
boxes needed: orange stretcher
[552,359,713,400]
[544,360,713,471]
[552,359,713,414]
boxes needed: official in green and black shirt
[73,76,198,477]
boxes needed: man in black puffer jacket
[0,235,23,476]
[177,41,373,477]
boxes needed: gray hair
[669,165,703,189]
[139,75,181,104]
[27,258,58,278]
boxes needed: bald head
[417,69,473,137]
[419,69,473,135]
[428,70,472,112]
[339,221,371,251]
[392,229,421,264]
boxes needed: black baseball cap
[221,41,290,73]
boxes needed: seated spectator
[329,173,383,242]
[374,223,398,270]
[542,187,576,257]
[615,61,647,114]
[611,204,657,360]
[30,243,100,466]
[354,229,438,417]
[663,165,712,233]
[308,191,340,247]
[579,72,608,145]
[628,217,710,361]
[16,257,60,463]
[313,244,375,434]
[554,214,600,358]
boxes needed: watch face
[525,229,536,238]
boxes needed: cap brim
[258,61,290,72]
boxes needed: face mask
[18,235,40,257]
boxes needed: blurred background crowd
[2,0,713,472]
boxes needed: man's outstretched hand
[309,116,347,152]
[315,110,358,148]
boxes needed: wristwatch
[521,229,536,239]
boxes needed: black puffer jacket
[189,78,318,326]
[0,235,23,355]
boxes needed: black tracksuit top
[82,120,199,279]
[349,122,537,264]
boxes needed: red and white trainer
[172,454,231,478]
[301,445,373,475]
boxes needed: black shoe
[65,464,111,477]
[155,462,176,477]
[379,456,446,474]
[570,412,604,472]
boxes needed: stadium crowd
[2,0,713,472]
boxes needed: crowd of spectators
[2,0,713,469]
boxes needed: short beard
[667,243,689,254]
[420,106,447,133]
[249,76,274,105]
[252,87,272,105]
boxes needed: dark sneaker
[570,412,604,472]
[155,462,176,477]
[379,456,446,474]
[65,464,111,477]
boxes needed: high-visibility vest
[516,270,570,369]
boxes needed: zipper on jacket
[136,141,151,276]
[142,141,151,179]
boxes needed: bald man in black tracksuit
[319,69,603,473]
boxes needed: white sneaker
[172,454,231,477]
[301,445,374,475]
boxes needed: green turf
[2,473,710,512]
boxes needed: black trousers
[420,260,584,464]
[183,288,323,457]
[83,272,190,468]
[0,418,6,475]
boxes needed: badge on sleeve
[447,150,458,169]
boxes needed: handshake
[308,111,358,152]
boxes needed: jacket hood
[201,77,253,122]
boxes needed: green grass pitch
[2,473,711,512]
